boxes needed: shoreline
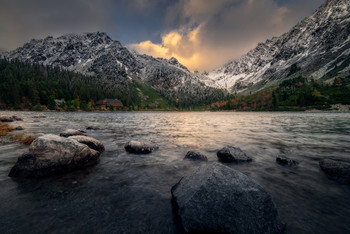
[1,109,349,113]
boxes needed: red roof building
[96,99,123,109]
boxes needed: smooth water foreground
[0,111,350,234]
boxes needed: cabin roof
[96,99,123,106]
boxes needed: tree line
[0,58,127,110]
[211,76,350,111]
[0,59,227,111]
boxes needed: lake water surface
[0,111,350,233]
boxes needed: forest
[0,59,122,110]
[1,58,349,111]
[0,59,228,111]
[211,76,350,111]
[0,59,176,111]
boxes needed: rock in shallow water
[68,135,105,153]
[184,151,207,161]
[8,134,100,178]
[171,162,284,233]
[86,126,100,130]
[124,140,158,154]
[15,126,24,131]
[0,116,19,122]
[33,114,46,119]
[60,129,86,137]
[217,146,252,163]
[319,159,350,179]
[276,155,299,167]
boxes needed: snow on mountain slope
[4,32,224,104]
[205,0,350,93]
[6,32,139,79]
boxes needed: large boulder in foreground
[8,134,100,178]
[124,140,158,154]
[319,159,350,179]
[60,129,86,137]
[171,163,284,233]
[217,146,252,163]
[68,135,105,153]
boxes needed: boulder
[124,140,158,154]
[319,159,350,179]
[8,134,100,178]
[276,155,299,167]
[60,129,86,137]
[184,151,207,161]
[217,146,252,163]
[15,126,24,131]
[171,163,284,233]
[68,135,105,153]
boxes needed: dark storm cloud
[0,0,112,50]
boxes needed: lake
[0,111,350,233]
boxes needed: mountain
[3,32,225,106]
[4,32,138,77]
[205,0,350,94]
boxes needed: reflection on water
[0,111,350,233]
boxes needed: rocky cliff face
[205,0,350,93]
[4,32,223,105]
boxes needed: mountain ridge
[2,32,225,106]
[204,0,350,94]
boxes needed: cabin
[96,99,123,109]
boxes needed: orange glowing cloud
[130,25,208,71]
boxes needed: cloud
[0,0,112,51]
[119,0,166,13]
[132,0,324,71]
[130,25,206,71]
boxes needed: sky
[0,0,325,71]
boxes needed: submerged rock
[184,151,207,161]
[319,159,350,179]
[171,162,284,233]
[124,140,158,154]
[12,116,23,121]
[0,116,14,122]
[217,146,252,163]
[60,129,86,137]
[33,114,46,119]
[8,134,100,178]
[86,126,100,130]
[276,155,299,167]
[68,135,105,153]
[0,116,22,122]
